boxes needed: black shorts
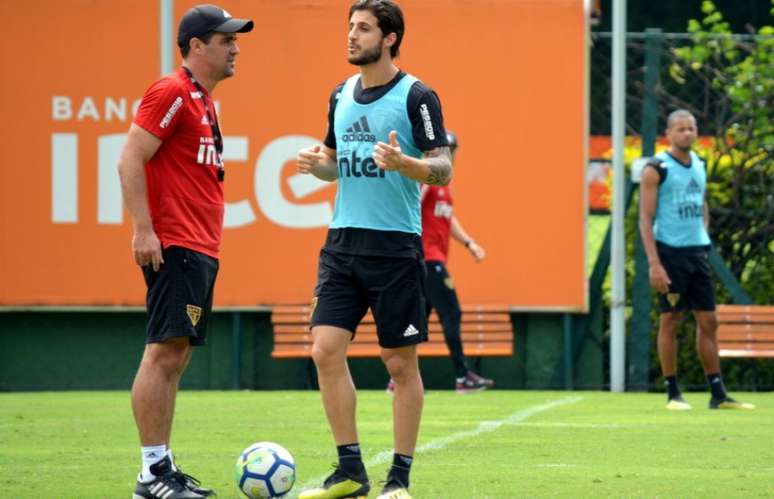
[311,249,428,348]
[656,242,715,313]
[142,246,219,346]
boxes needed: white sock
[140,444,167,483]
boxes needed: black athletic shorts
[656,242,715,313]
[142,246,219,346]
[310,249,428,348]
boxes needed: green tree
[670,0,774,304]
[642,0,774,390]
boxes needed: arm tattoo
[423,146,452,185]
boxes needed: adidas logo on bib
[341,116,376,143]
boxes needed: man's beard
[674,141,693,152]
[349,44,383,65]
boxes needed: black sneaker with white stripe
[133,456,209,499]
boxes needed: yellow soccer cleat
[709,396,755,410]
[298,465,370,499]
[377,487,411,499]
[376,477,411,499]
[666,397,692,411]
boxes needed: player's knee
[698,314,718,334]
[382,353,416,382]
[311,342,344,370]
[660,312,683,331]
[143,339,190,374]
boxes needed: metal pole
[629,28,662,390]
[563,314,574,390]
[160,0,174,76]
[610,0,627,392]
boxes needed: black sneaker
[174,470,215,497]
[133,457,209,499]
[172,461,215,496]
[376,476,411,499]
[456,371,495,393]
[298,464,370,499]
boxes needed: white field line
[508,421,639,429]
[291,396,583,497]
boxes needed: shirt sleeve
[133,77,187,141]
[323,83,345,150]
[407,82,449,152]
[645,157,667,185]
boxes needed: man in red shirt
[117,5,252,498]
[390,131,494,393]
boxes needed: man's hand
[373,131,405,172]
[133,226,164,271]
[467,241,485,262]
[297,145,328,174]
[649,262,672,294]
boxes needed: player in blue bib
[296,2,452,498]
[639,109,754,412]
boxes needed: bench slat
[274,331,515,343]
[717,305,774,315]
[718,332,774,342]
[273,323,512,335]
[270,303,514,359]
[271,341,514,359]
[719,341,774,352]
[715,305,774,359]
[271,312,512,325]
[271,304,511,315]
[718,346,774,351]
[718,349,774,358]
[715,313,774,324]
[717,324,774,335]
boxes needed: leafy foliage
[655,2,774,390]
[669,0,774,304]
[594,3,774,389]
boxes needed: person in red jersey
[388,131,493,394]
[117,5,252,498]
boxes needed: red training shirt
[421,184,454,262]
[133,67,224,258]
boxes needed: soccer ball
[235,441,296,498]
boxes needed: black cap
[177,4,254,48]
[446,131,458,151]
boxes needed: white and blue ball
[235,442,295,498]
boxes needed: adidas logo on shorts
[403,324,419,337]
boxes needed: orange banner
[1,0,588,310]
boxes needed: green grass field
[1,390,772,498]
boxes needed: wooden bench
[716,304,774,358]
[270,304,514,359]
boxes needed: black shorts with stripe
[142,246,219,346]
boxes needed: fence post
[232,312,242,390]
[628,28,662,391]
[563,313,574,389]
